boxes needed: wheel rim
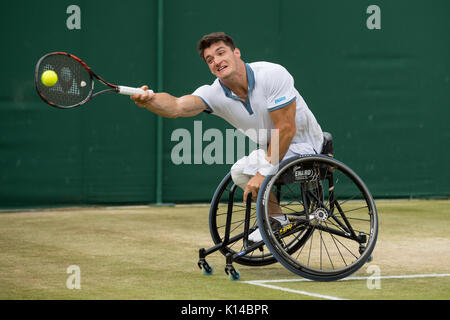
[257,155,378,280]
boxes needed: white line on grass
[244,281,347,300]
[243,273,450,300]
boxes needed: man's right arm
[130,85,207,118]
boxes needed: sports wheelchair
[198,132,378,282]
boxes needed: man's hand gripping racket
[35,52,153,109]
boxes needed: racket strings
[36,54,92,108]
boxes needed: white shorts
[230,142,318,190]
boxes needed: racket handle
[117,86,154,96]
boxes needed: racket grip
[118,86,154,96]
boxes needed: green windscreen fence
[1,0,449,208]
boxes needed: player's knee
[230,165,250,190]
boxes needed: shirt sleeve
[265,65,297,112]
[192,85,215,114]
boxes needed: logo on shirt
[274,96,286,104]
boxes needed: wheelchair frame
[197,132,378,281]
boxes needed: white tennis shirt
[192,61,324,155]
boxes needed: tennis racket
[35,52,153,109]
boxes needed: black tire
[256,154,379,281]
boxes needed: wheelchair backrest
[321,132,334,157]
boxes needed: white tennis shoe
[248,215,289,243]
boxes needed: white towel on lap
[230,143,317,189]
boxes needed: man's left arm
[266,100,297,165]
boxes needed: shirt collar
[246,63,255,91]
[218,63,255,98]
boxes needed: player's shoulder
[249,61,293,89]
[193,78,222,95]
[249,61,288,73]
[249,61,291,80]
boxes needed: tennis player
[131,32,323,242]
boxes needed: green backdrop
[1,0,449,208]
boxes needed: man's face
[203,41,241,80]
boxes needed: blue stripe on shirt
[268,96,296,112]
[193,95,214,113]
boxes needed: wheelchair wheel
[209,173,277,266]
[256,154,379,281]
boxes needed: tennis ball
[41,70,58,87]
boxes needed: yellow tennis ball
[41,70,58,87]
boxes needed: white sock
[272,214,289,226]
[248,229,263,242]
[248,215,289,243]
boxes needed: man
[131,32,323,242]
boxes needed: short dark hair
[197,32,236,61]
